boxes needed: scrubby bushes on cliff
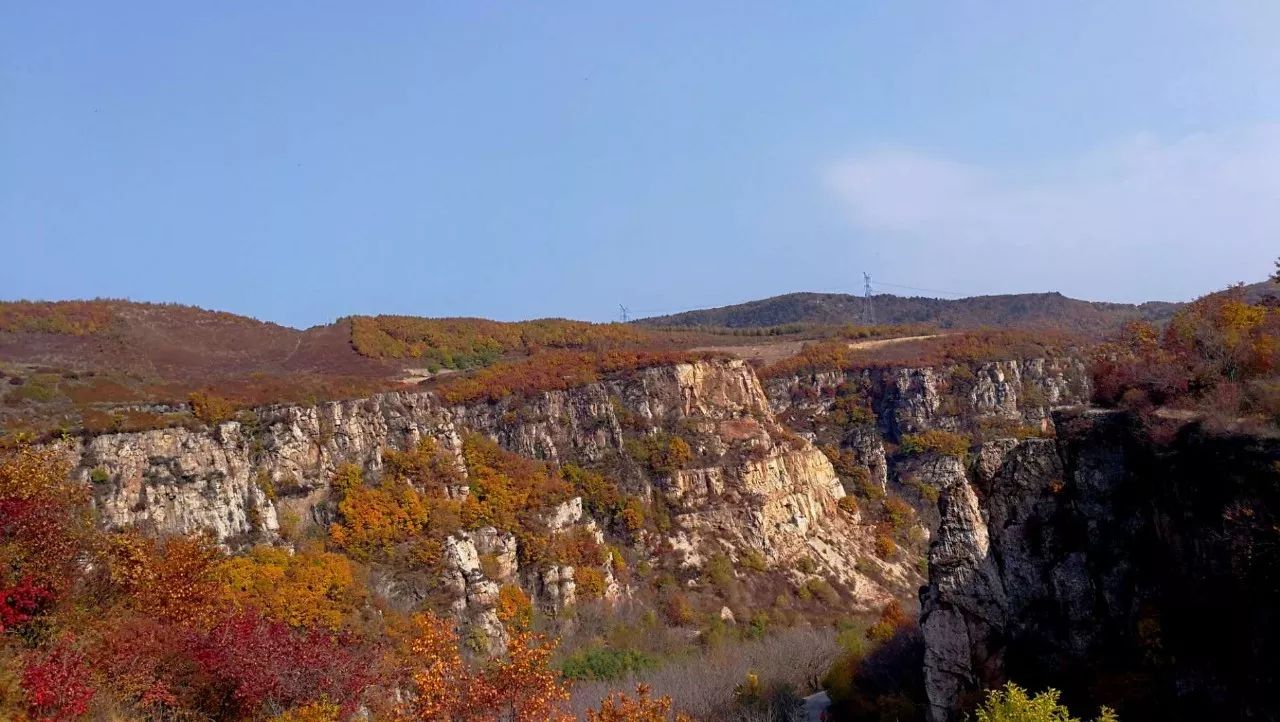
[1093,285,1280,422]
[432,349,716,405]
[760,329,1078,379]
[461,434,572,529]
[4,444,691,721]
[625,432,693,475]
[562,463,650,540]
[0,446,385,721]
[899,429,970,458]
[327,463,433,561]
[188,389,237,425]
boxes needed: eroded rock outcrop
[921,410,1280,721]
[767,358,1089,439]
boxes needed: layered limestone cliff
[766,357,1089,439]
[920,409,1280,721]
[761,356,1088,552]
[56,358,905,619]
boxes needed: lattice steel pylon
[862,273,875,326]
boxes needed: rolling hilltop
[636,290,1181,334]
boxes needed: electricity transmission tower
[862,273,875,326]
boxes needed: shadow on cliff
[930,410,1280,721]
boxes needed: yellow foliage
[1218,299,1266,347]
[496,584,533,631]
[394,612,572,722]
[328,467,431,560]
[461,435,572,532]
[575,567,607,600]
[395,613,476,721]
[188,390,236,425]
[217,545,363,630]
[383,438,464,492]
[900,429,970,458]
[269,701,342,722]
[587,684,693,722]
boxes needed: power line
[872,280,969,298]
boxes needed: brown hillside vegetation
[348,316,669,367]
[0,300,402,439]
[1,300,939,438]
[760,329,1083,379]
[1093,283,1280,427]
[0,296,1111,441]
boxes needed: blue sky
[3,2,1278,328]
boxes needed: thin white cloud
[823,126,1280,301]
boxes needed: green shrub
[802,578,841,605]
[624,433,694,475]
[831,392,875,427]
[1019,382,1049,409]
[12,374,59,403]
[89,467,110,484]
[746,610,770,639]
[883,497,915,530]
[899,429,970,458]
[740,549,767,572]
[704,552,734,590]
[975,683,1118,722]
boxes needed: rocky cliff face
[762,356,1089,553]
[921,409,1280,721]
[53,354,1100,663]
[766,358,1089,439]
[57,359,908,621]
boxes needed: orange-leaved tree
[217,543,364,630]
[0,445,93,632]
[586,685,693,722]
[394,612,571,722]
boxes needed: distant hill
[635,291,1183,334]
[0,300,395,381]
